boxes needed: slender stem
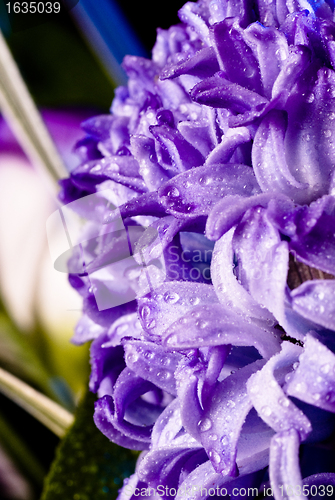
[0,30,67,192]
[0,367,74,438]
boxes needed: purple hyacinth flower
[59,0,335,498]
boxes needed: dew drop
[261,406,272,417]
[164,291,180,304]
[168,187,180,198]
[196,319,208,329]
[278,397,289,407]
[146,319,156,329]
[321,363,330,375]
[294,382,307,393]
[140,305,151,320]
[211,450,221,464]
[220,435,228,445]
[198,418,212,432]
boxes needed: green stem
[0,30,67,190]
[0,367,73,437]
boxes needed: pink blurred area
[0,108,96,172]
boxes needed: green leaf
[0,30,67,185]
[41,390,139,500]
[0,367,74,438]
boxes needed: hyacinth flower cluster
[57,0,335,497]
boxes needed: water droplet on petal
[210,450,221,464]
[278,397,290,407]
[198,418,212,432]
[261,406,272,417]
[164,291,180,304]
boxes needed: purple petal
[269,429,304,500]
[103,192,167,224]
[138,446,204,494]
[257,0,281,26]
[237,410,275,475]
[205,127,251,166]
[271,45,311,103]
[163,303,281,359]
[151,398,186,448]
[283,66,335,202]
[211,19,262,94]
[138,281,219,338]
[122,56,158,93]
[132,216,185,265]
[161,46,220,80]
[111,368,162,442]
[210,228,276,323]
[291,280,335,331]
[243,23,289,99]
[247,342,312,440]
[159,163,260,219]
[252,109,308,203]
[178,2,211,44]
[89,336,125,394]
[206,193,274,241]
[83,295,137,328]
[117,473,162,500]
[149,124,204,173]
[72,159,146,195]
[102,312,143,348]
[175,356,206,442]
[74,154,141,179]
[287,334,335,413]
[289,196,335,275]
[201,346,231,401]
[123,339,183,395]
[130,135,171,191]
[191,71,268,113]
[178,118,217,159]
[175,460,233,500]
[71,313,106,345]
[94,395,149,449]
[233,207,289,329]
[302,472,335,490]
[198,360,265,475]
[58,177,95,205]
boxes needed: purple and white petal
[210,228,276,324]
[94,395,149,450]
[159,163,260,219]
[211,19,263,94]
[269,429,304,500]
[198,360,265,475]
[233,208,288,321]
[247,342,312,440]
[123,339,183,395]
[163,303,281,359]
[287,334,335,413]
[138,281,219,338]
[291,280,335,331]
[252,110,308,203]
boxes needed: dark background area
[1,0,187,109]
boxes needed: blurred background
[0,0,185,498]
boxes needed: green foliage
[41,390,139,500]
[6,9,114,109]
